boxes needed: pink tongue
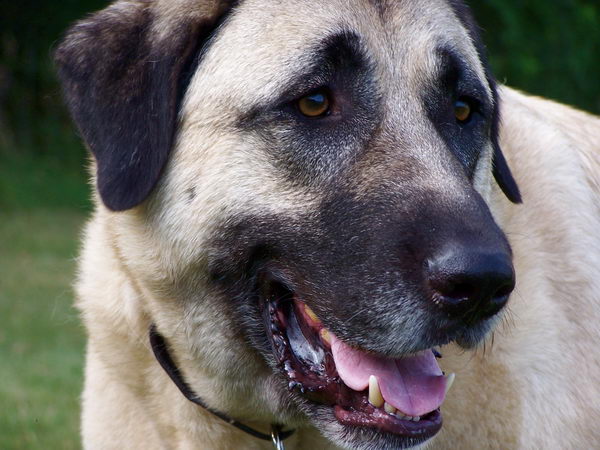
[331,334,446,417]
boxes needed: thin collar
[148,325,295,448]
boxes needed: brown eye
[454,99,472,123]
[297,91,330,117]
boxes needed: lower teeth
[394,413,420,422]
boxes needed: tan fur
[70,0,600,448]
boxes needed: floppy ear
[55,1,234,211]
[492,141,522,203]
[489,86,522,204]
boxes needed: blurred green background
[0,0,599,448]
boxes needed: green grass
[0,209,86,449]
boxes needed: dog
[55,0,600,448]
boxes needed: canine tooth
[304,305,321,324]
[368,375,384,408]
[444,372,456,396]
[384,402,396,414]
[320,328,331,345]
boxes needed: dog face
[57,0,520,448]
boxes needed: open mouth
[262,282,455,443]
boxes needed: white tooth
[412,416,420,422]
[395,412,407,419]
[444,372,456,396]
[368,375,384,408]
[384,402,396,414]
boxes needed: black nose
[427,247,515,322]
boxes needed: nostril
[441,281,477,301]
[474,280,514,319]
[494,282,515,299]
[429,276,483,316]
[479,292,510,320]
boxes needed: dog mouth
[262,281,454,444]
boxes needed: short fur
[56,0,600,448]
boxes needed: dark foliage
[471,0,600,114]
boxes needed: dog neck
[148,325,295,447]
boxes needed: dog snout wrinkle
[427,246,515,322]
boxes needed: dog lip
[334,405,443,440]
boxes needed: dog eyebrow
[281,30,369,99]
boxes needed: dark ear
[490,85,522,204]
[55,1,234,211]
[491,136,522,204]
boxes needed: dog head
[57,0,520,448]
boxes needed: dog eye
[454,98,472,123]
[297,90,331,117]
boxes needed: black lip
[335,406,443,442]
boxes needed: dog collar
[149,325,295,449]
